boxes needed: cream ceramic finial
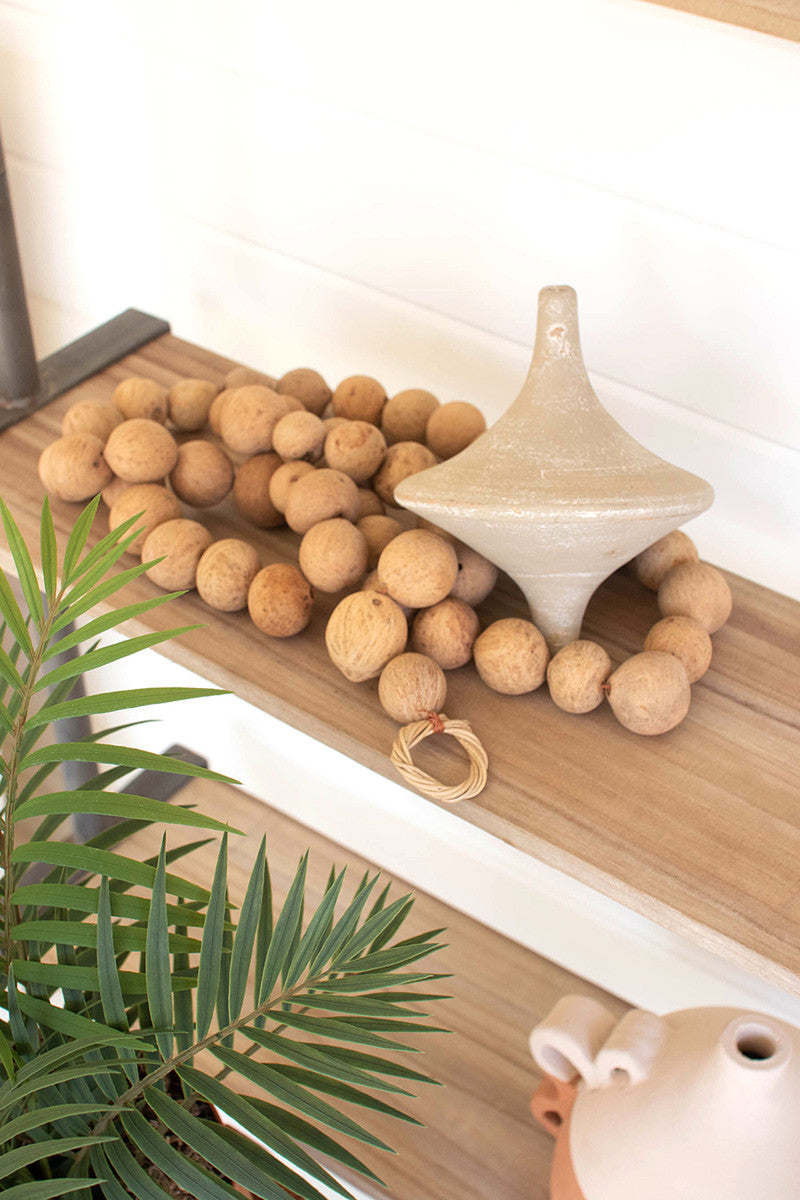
[395,285,713,651]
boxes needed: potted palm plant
[0,495,446,1199]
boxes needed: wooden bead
[38,433,113,502]
[547,640,612,713]
[377,530,459,609]
[108,484,180,555]
[473,618,549,695]
[644,615,713,683]
[276,367,332,416]
[268,461,316,515]
[104,419,178,483]
[378,653,447,723]
[62,399,122,443]
[142,519,214,590]
[272,410,326,461]
[381,389,440,445]
[425,401,486,459]
[167,378,219,431]
[326,591,408,683]
[356,488,385,518]
[634,529,699,590]
[219,385,294,455]
[606,651,691,735]
[657,561,732,633]
[284,468,360,534]
[112,377,168,423]
[373,442,439,506]
[234,453,285,528]
[357,514,403,569]
[449,543,498,606]
[224,365,272,390]
[196,539,260,612]
[332,375,386,425]
[298,519,369,592]
[324,420,387,484]
[169,441,234,508]
[411,599,479,670]
[248,563,314,637]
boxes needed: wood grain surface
[639,0,800,42]
[117,778,627,1200]
[1,333,799,998]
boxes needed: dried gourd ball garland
[37,365,734,801]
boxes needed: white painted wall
[0,0,798,596]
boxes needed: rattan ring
[390,711,489,803]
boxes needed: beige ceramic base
[396,286,713,650]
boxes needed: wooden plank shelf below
[1,332,799,999]
[117,778,628,1200]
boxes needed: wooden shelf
[117,778,628,1200]
[1,333,799,999]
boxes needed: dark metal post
[0,125,41,408]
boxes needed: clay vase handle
[529,995,618,1088]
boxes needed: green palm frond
[0,494,446,1196]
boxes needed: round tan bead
[112,377,168,423]
[657,561,733,634]
[606,650,691,735]
[473,618,550,695]
[547,640,612,713]
[378,653,447,723]
[272,410,326,461]
[268,460,316,515]
[357,514,403,569]
[411,598,479,670]
[356,488,385,518]
[298,519,369,593]
[196,538,261,612]
[382,389,440,445]
[361,569,416,619]
[377,529,458,609]
[108,483,180,554]
[449,543,498,606]
[101,476,134,509]
[169,440,234,508]
[324,420,387,484]
[373,442,439,506]
[142,519,214,590]
[248,563,314,637]
[644,615,713,683]
[233,453,285,528]
[326,590,408,683]
[284,468,361,534]
[38,434,113,502]
[209,388,235,436]
[276,368,332,417]
[62,399,122,443]
[425,401,486,459]
[634,530,699,591]
[104,419,178,483]
[167,378,219,431]
[219,385,294,456]
[332,375,386,425]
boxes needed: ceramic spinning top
[395,285,713,651]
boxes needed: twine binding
[390,712,488,803]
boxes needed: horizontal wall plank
[12,172,800,600]
[3,0,800,251]
[638,0,800,42]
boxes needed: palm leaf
[24,685,225,726]
[39,494,58,604]
[3,1180,102,1200]
[100,1137,181,1200]
[144,1089,296,1200]
[60,493,101,582]
[266,1063,423,1124]
[257,852,308,1003]
[266,1011,419,1053]
[242,1029,413,1095]
[11,842,211,902]
[35,627,204,693]
[248,1096,387,1186]
[120,1109,241,1200]
[177,1065,354,1200]
[41,592,184,660]
[0,570,34,659]
[0,498,44,629]
[196,834,228,1040]
[11,882,207,928]
[19,741,237,787]
[145,839,173,1061]
[228,835,265,1019]
[15,789,236,835]
[0,1136,113,1182]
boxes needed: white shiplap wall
[1,0,799,595]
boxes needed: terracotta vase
[529,994,800,1200]
[395,286,713,650]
